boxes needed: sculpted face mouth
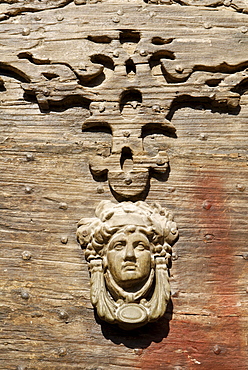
[122,262,137,271]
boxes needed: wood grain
[0,2,247,369]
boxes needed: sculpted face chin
[106,229,151,290]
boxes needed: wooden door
[0,1,247,369]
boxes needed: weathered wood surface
[0,2,248,369]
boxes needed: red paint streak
[140,321,212,369]
[194,173,238,315]
[139,171,247,369]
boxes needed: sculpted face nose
[124,242,136,261]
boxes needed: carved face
[106,229,151,290]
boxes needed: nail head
[213,345,221,355]
[58,310,69,320]
[21,290,30,300]
[236,184,245,192]
[240,26,248,34]
[25,185,32,194]
[58,347,67,357]
[22,28,30,36]
[199,133,207,141]
[123,131,130,137]
[97,185,104,194]
[175,65,184,73]
[205,234,214,242]
[112,16,120,23]
[125,178,132,185]
[22,251,32,260]
[61,236,68,244]
[152,105,160,112]
[59,202,68,210]
[172,252,178,260]
[156,158,165,166]
[57,14,64,21]
[140,49,147,56]
[26,153,34,161]
[204,22,212,29]
[203,200,212,210]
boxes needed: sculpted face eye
[134,241,149,251]
[113,241,125,250]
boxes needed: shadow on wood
[97,299,173,348]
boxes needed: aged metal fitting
[22,251,32,260]
[77,201,178,329]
